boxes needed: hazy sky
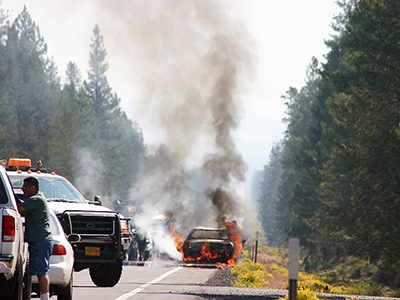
[2,0,342,189]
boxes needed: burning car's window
[189,229,229,240]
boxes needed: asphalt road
[69,260,400,300]
[71,260,288,300]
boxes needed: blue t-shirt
[21,193,52,243]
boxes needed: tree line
[258,0,400,286]
[0,5,146,202]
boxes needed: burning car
[182,227,236,264]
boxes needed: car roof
[190,227,225,231]
[6,170,65,180]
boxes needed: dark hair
[24,176,39,190]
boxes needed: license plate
[85,246,100,256]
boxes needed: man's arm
[18,203,26,216]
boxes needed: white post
[288,238,299,300]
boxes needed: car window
[10,176,86,203]
[40,179,79,201]
[190,229,228,239]
[49,214,61,235]
[0,175,8,204]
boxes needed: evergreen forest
[258,0,400,287]
[2,0,399,288]
[0,6,146,202]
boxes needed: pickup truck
[0,163,31,300]
[6,158,131,288]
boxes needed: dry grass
[245,249,399,298]
[256,252,288,289]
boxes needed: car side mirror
[68,233,81,243]
[94,195,103,206]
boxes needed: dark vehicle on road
[182,228,235,264]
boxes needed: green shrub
[330,257,378,280]
[344,281,384,296]
[320,270,387,296]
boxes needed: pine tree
[85,25,117,124]
[80,25,146,199]
[274,58,321,249]
[0,4,18,157]
[3,6,51,159]
[322,0,400,271]
[258,142,284,246]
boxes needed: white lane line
[115,267,183,300]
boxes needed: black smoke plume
[94,0,255,233]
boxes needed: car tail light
[52,244,67,255]
[3,216,15,242]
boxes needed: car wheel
[57,273,73,300]
[3,256,23,300]
[22,257,32,300]
[89,259,123,287]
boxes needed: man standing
[18,176,53,300]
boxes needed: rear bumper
[0,255,14,277]
[71,234,130,260]
[32,260,73,286]
[73,242,125,259]
[71,240,127,271]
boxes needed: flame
[200,241,223,261]
[169,221,242,267]
[168,224,186,256]
[224,221,242,266]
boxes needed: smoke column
[202,33,251,226]
[93,0,255,236]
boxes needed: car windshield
[10,176,87,203]
[189,229,229,240]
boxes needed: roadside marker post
[254,231,259,263]
[288,238,299,300]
